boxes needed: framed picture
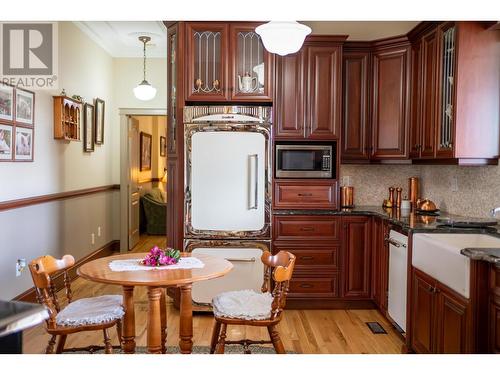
[0,124,13,160]
[83,103,95,152]
[160,136,166,157]
[94,98,105,145]
[0,84,14,123]
[140,132,152,171]
[15,88,35,126]
[14,126,33,161]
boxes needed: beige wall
[341,164,500,218]
[135,115,167,184]
[0,21,123,299]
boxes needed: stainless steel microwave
[275,144,334,178]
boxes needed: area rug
[65,345,295,354]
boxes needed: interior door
[128,116,140,250]
[190,131,265,232]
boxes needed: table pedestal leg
[160,288,167,354]
[122,286,136,354]
[179,284,193,354]
[147,287,162,354]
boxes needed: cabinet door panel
[420,30,438,158]
[185,23,229,101]
[411,268,436,353]
[274,52,305,138]
[229,23,273,101]
[371,47,410,159]
[409,40,422,158]
[307,46,341,139]
[342,51,370,161]
[342,216,371,298]
[436,284,469,353]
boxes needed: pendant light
[133,36,157,101]
[255,21,312,56]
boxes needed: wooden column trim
[0,184,120,212]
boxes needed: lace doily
[108,257,205,272]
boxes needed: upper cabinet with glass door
[186,23,229,101]
[229,23,273,101]
[185,22,273,102]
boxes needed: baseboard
[286,298,377,310]
[13,240,120,303]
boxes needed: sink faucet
[491,207,500,218]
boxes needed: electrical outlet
[344,175,352,187]
[97,226,101,237]
[451,176,459,192]
[91,233,95,245]
[16,259,26,277]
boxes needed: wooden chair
[29,255,124,354]
[210,250,296,354]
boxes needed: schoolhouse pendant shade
[134,80,157,101]
[255,21,312,56]
[134,35,157,101]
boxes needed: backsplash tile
[341,164,500,218]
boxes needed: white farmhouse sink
[412,233,500,298]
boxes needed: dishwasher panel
[387,230,409,333]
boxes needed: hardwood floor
[23,235,404,354]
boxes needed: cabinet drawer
[274,245,339,268]
[274,181,338,209]
[288,275,339,297]
[273,216,340,241]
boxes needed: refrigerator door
[189,131,267,234]
[191,247,265,305]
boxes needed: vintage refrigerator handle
[248,154,258,210]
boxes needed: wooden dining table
[77,252,233,354]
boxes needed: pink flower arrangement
[140,246,181,267]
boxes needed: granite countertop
[273,206,500,265]
[0,300,48,338]
[460,248,500,266]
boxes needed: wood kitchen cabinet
[274,36,345,140]
[371,43,411,159]
[273,180,338,210]
[410,267,472,353]
[340,38,411,162]
[342,216,371,299]
[341,49,371,161]
[371,216,389,311]
[408,21,500,164]
[185,22,273,102]
[489,265,500,353]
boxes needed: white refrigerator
[183,106,272,306]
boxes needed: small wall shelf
[53,96,81,141]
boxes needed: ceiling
[304,21,420,40]
[74,21,167,58]
[74,21,420,58]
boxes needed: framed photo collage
[0,83,35,162]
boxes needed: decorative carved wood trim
[0,184,120,212]
[13,240,120,303]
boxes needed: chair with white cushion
[29,255,124,354]
[210,250,296,354]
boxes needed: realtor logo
[0,22,58,89]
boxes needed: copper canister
[408,177,419,208]
[340,186,354,208]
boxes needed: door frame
[119,108,167,252]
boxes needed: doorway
[119,109,167,252]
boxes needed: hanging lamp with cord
[133,36,157,101]
[255,21,312,56]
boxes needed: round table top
[77,252,233,287]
